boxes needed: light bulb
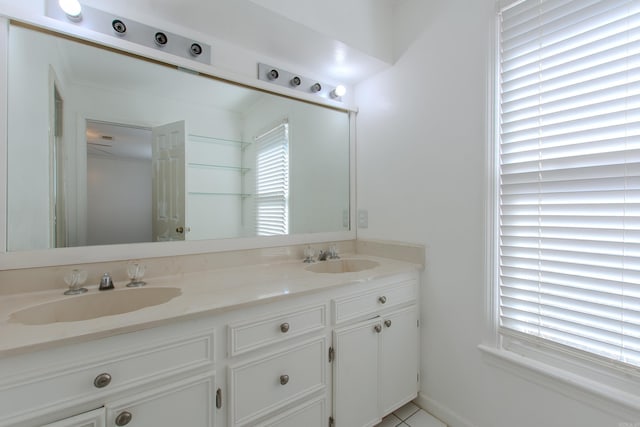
[59,0,82,19]
[331,85,347,99]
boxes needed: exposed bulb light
[59,0,82,20]
[331,85,347,99]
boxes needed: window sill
[478,344,640,418]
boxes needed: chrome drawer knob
[115,411,132,426]
[374,324,382,333]
[280,322,290,333]
[378,296,387,304]
[280,374,290,385]
[93,373,112,388]
[384,319,392,328]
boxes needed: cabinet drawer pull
[115,411,132,426]
[384,319,392,328]
[378,296,387,304]
[280,322,290,333]
[93,373,112,388]
[216,388,222,409]
[374,324,382,333]
[280,374,290,385]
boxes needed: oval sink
[305,259,379,274]
[9,287,182,325]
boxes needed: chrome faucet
[318,246,340,261]
[317,250,329,261]
[99,273,115,291]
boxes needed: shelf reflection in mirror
[5,23,351,252]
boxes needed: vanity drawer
[0,330,214,425]
[229,337,326,427]
[332,279,417,324]
[254,395,327,427]
[228,304,326,356]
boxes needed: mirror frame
[0,14,357,270]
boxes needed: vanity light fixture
[257,63,345,103]
[331,85,346,99]
[267,69,280,80]
[112,19,127,34]
[46,0,211,64]
[154,32,168,46]
[58,0,82,21]
[190,43,203,57]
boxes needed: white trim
[0,17,7,254]
[483,8,501,349]
[414,392,477,427]
[479,344,640,419]
[350,110,357,236]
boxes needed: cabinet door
[42,408,105,427]
[105,373,215,427]
[379,305,419,416]
[333,317,381,427]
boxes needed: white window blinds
[498,0,640,368]
[255,122,289,236]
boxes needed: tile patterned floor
[375,402,447,427]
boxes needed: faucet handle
[303,246,316,263]
[63,269,88,295]
[328,245,340,259]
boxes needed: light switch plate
[358,209,368,228]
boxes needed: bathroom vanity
[0,256,420,427]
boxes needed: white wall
[356,0,635,426]
[249,0,394,63]
[87,155,152,245]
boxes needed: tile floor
[375,402,447,427]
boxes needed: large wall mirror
[5,23,351,257]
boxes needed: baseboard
[414,393,479,427]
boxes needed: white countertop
[0,255,419,357]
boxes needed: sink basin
[9,287,182,325]
[305,259,379,274]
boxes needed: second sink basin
[9,287,182,325]
[305,259,379,274]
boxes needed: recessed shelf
[188,163,250,174]
[188,134,251,150]
[188,191,252,198]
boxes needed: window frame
[483,0,640,415]
[254,120,290,237]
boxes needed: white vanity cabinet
[0,321,217,427]
[226,302,329,427]
[332,275,419,427]
[0,266,420,427]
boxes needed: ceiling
[86,120,151,161]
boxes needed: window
[496,0,640,370]
[255,121,289,236]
